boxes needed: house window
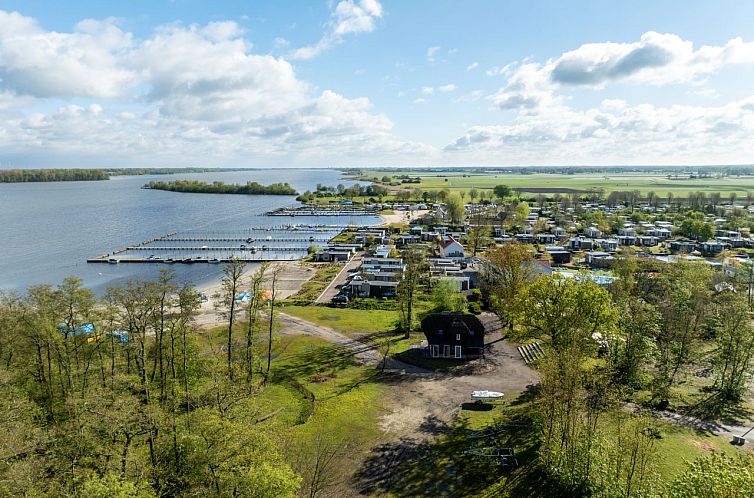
[437,329,443,336]
[454,346,462,358]
[456,334,461,341]
[431,345,439,357]
[443,345,450,358]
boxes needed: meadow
[354,170,754,196]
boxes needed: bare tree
[264,264,282,385]
[292,425,349,498]
[245,263,268,388]
[216,258,246,380]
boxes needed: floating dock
[88,225,346,264]
[266,207,378,216]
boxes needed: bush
[467,302,482,315]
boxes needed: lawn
[281,305,400,336]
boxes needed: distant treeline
[345,165,754,176]
[144,180,298,195]
[109,167,257,176]
[0,168,109,183]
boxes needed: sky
[1,0,754,168]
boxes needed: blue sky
[1,0,753,167]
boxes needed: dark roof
[421,312,485,335]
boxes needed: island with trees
[144,180,299,195]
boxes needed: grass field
[281,305,400,335]
[354,170,754,196]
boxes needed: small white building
[439,236,465,258]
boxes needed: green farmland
[355,170,754,197]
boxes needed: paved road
[315,253,363,304]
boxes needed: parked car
[331,295,349,304]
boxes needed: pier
[266,207,378,216]
[88,225,344,264]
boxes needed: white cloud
[550,32,754,86]
[466,62,479,71]
[413,98,426,104]
[486,32,754,113]
[0,11,135,98]
[272,37,290,49]
[289,0,382,60]
[445,96,754,165]
[455,90,484,103]
[427,46,440,62]
[421,86,434,95]
[0,10,436,167]
[437,84,456,93]
[449,32,754,164]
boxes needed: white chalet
[438,236,465,258]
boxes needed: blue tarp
[235,292,252,302]
[58,323,95,337]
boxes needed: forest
[0,266,308,496]
[0,169,109,183]
[144,180,299,196]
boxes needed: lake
[0,169,378,294]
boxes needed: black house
[421,312,486,360]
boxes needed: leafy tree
[493,184,512,201]
[612,297,660,388]
[709,291,754,403]
[650,261,713,403]
[444,192,465,225]
[514,200,530,222]
[80,473,156,498]
[431,279,466,312]
[481,241,535,330]
[397,247,426,338]
[518,276,618,355]
[666,452,754,498]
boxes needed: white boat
[471,390,504,400]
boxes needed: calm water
[0,169,377,294]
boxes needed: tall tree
[481,241,535,330]
[650,261,713,403]
[709,291,754,403]
[245,263,268,387]
[217,258,246,380]
[444,192,465,225]
[264,265,282,385]
[397,247,425,339]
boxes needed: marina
[88,225,348,263]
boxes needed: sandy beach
[194,259,315,325]
[379,209,429,225]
